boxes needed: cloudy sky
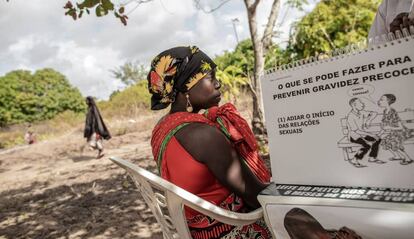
[0,0,317,99]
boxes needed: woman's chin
[214,96,221,104]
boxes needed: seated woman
[148,46,272,239]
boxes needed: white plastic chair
[109,157,264,239]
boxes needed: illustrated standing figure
[84,96,111,159]
[378,94,413,165]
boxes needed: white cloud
[0,0,318,99]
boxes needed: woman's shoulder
[174,123,230,163]
[175,122,221,141]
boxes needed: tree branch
[123,0,154,6]
[319,25,335,48]
[262,0,281,52]
[251,0,260,11]
[243,0,259,13]
[125,0,154,15]
[193,0,232,14]
[246,75,257,96]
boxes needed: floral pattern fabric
[188,193,272,239]
[147,46,216,110]
[381,108,412,151]
[150,103,272,239]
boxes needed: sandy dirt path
[0,115,164,239]
[0,102,255,239]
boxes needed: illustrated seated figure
[346,98,384,167]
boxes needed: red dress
[151,103,272,239]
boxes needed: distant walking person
[84,96,111,159]
[24,124,36,145]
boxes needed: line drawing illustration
[338,94,414,168]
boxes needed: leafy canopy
[287,0,380,60]
[0,68,86,126]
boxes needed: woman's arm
[175,123,269,209]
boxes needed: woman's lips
[215,94,221,102]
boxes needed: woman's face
[188,71,221,110]
[378,95,389,108]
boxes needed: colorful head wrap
[147,46,217,110]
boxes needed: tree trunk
[243,0,282,144]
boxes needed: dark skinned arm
[390,12,414,34]
[175,123,269,209]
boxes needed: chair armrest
[176,191,263,226]
[259,182,280,196]
[110,157,263,226]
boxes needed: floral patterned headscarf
[147,46,216,110]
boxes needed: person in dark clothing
[84,96,111,158]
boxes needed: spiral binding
[265,26,414,77]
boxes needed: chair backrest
[109,157,263,239]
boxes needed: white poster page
[262,38,414,188]
[265,204,414,239]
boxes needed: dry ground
[0,112,165,239]
[0,100,255,239]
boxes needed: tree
[111,61,147,86]
[287,0,380,60]
[215,39,255,75]
[216,66,248,103]
[0,68,86,126]
[58,0,303,141]
[4,0,300,138]
[242,0,284,140]
[100,80,151,118]
[215,39,286,102]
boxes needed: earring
[186,94,193,112]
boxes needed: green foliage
[264,44,290,69]
[111,61,147,86]
[286,0,309,11]
[64,0,129,25]
[99,80,151,118]
[214,40,252,100]
[287,0,380,60]
[216,66,248,101]
[214,39,286,98]
[215,39,254,75]
[0,68,86,126]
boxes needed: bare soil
[0,114,165,239]
[0,101,256,239]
